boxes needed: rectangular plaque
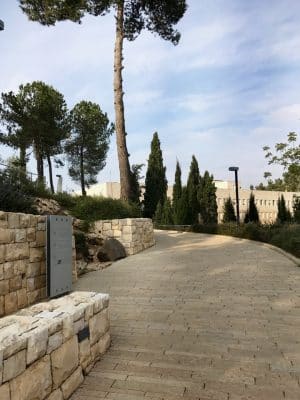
[46,215,72,298]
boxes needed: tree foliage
[65,101,113,196]
[186,155,200,224]
[176,186,189,225]
[244,193,260,223]
[293,196,300,223]
[143,132,167,218]
[129,163,144,204]
[172,160,182,224]
[262,132,300,191]
[277,195,292,223]
[0,81,69,192]
[19,0,187,200]
[198,171,218,224]
[222,197,236,223]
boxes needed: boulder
[97,238,126,262]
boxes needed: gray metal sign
[46,215,72,298]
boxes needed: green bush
[0,172,35,214]
[52,192,77,209]
[74,232,89,259]
[191,223,300,258]
[70,196,141,222]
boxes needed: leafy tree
[222,197,236,223]
[0,82,69,192]
[176,186,189,225]
[186,155,200,224]
[198,171,218,224]
[65,101,113,196]
[129,163,144,204]
[244,193,259,223]
[19,0,187,201]
[172,160,182,224]
[277,195,292,223]
[262,132,300,191]
[143,132,167,218]
[293,196,300,223]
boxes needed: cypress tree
[198,171,218,224]
[244,193,260,223]
[172,160,182,224]
[161,198,174,225]
[277,195,292,223]
[143,132,167,218]
[186,155,200,224]
[293,196,300,223]
[154,201,163,224]
[176,186,189,225]
[223,197,237,223]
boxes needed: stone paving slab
[71,231,300,400]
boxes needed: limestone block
[17,289,27,309]
[3,349,26,382]
[37,222,46,231]
[121,233,132,242]
[8,214,20,229]
[0,265,3,280]
[73,318,84,335]
[103,222,111,230]
[29,247,44,262]
[97,332,111,356]
[27,276,45,292]
[0,383,10,399]
[113,229,122,237]
[62,315,74,341]
[0,228,14,244]
[27,326,48,365]
[84,303,93,321]
[46,389,63,400]
[26,262,41,278]
[26,228,36,242]
[10,355,52,400]
[47,332,63,354]
[51,336,79,388]
[0,280,9,296]
[9,276,22,291]
[15,229,26,243]
[3,336,27,360]
[0,296,4,316]
[93,293,109,314]
[5,243,29,262]
[19,214,30,229]
[0,245,5,263]
[40,261,46,275]
[30,215,38,227]
[79,338,92,370]
[61,366,84,399]
[3,262,14,279]
[4,292,18,315]
[14,260,27,275]
[27,289,40,306]
[89,308,110,345]
[35,231,46,246]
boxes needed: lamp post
[0,20,4,31]
[229,166,240,224]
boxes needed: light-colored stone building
[85,181,300,224]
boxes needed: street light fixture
[229,166,240,224]
[0,20,4,31]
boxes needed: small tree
[176,186,189,225]
[65,101,113,196]
[244,193,260,223]
[277,195,292,223]
[143,132,167,218]
[172,160,182,224]
[198,171,218,224]
[293,196,300,223]
[161,198,174,225]
[186,155,200,224]
[222,197,236,223]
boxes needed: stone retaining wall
[92,218,155,255]
[0,211,77,317]
[0,291,110,400]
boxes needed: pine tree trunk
[80,146,86,196]
[19,145,27,174]
[34,142,44,183]
[114,1,131,201]
[47,154,55,194]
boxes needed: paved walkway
[71,230,300,400]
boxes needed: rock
[97,238,126,262]
[3,349,26,382]
[51,336,79,388]
[33,198,67,216]
[0,383,10,399]
[61,366,84,399]
[89,309,110,345]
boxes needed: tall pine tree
[176,187,189,225]
[244,193,260,223]
[186,155,200,224]
[143,132,167,218]
[172,160,182,224]
[198,171,218,224]
[277,194,292,223]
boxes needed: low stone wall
[0,291,110,400]
[93,218,155,255]
[0,211,77,317]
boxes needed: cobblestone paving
[71,230,300,400]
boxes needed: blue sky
[1,0,300,192]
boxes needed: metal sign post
[46,215,72,298]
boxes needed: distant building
[83,181,299,224]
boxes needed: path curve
[72,230,300,400]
